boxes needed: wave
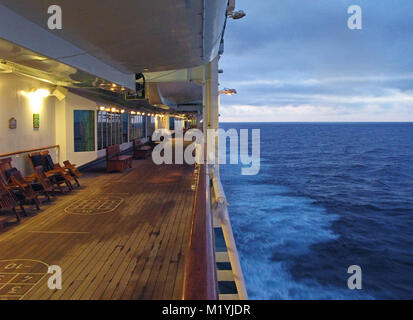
[229,183,373,300]
[221,122,413,299]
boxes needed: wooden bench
[133,139,152,159]
[106,145,133,172]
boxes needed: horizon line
[219,121,413,123]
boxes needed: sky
[219,0,413,122]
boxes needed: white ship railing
[209,165,248,300]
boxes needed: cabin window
[97,110,128,150]
[129,114,145,141]
[74,110,95,152]
[111,112,122,145]
[147,116,156,137]
[122,113,129,143]
[169,117,175,130]
[143,116,147,138]
[98,111,111,150]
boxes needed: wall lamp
[22,89,51,113]
[218,88,237,96]
[228,10,246,20]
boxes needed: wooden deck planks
[0,159,195,300]
[126,180,184,299]
[147,177,193,299]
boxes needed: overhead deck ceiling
[0,0,229,112]
[1,0,228,73]
[0,37,104,87]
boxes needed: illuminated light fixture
[121,109,125,114]
[22,89,51,113]
[99,106,105,111]
[32,89,50,98]
[228,10,246,20]
[111,107,117,112]
[105,108,110,112]
[218,88,237,96]
[137,112,141,115]
[131,111,136,115]
[142,112,145,116]
[112,83,117,87]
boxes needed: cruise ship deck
[0,159,195,300]
[0,0,247,300]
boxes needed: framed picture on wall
[33,114,40,129]
[74,110,95,152]
[9,117,17,129]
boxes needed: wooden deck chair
[0,157,37,183]
[0,157,15,183]
[6,169,41,212]
[40,151,75,190]
[0,174,27,217]
[1,170,36,216]
[5,168,44,203]
[0,179,20,222]
[32,166,57,200]
[63,160,82,186]
[40,151,80,188]
[29,153,72,193]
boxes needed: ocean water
[219,123,413,300]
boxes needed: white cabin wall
[54,98,67,165]
[0,73,115,175]
[0,72,191,176]
[0,73,56,175]
[58,92,99,167]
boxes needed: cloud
[219,0,413,121]
[229,74,413,88]
[220,103,413,122]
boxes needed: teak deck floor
[0,159,195,300]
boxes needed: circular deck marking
[64,196,124,215]
[0,259,49,300]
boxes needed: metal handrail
[181,163,219,300]
[0,145,60,158]
[210,165,249,300]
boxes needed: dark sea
[219,122,413,300]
